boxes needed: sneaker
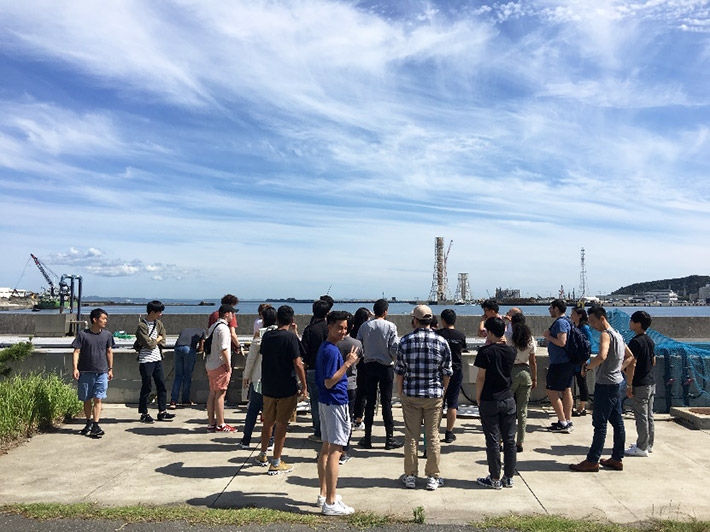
[648,445,653,454]
[207,424,216,433]
[168,401,177,410]
[358,437,373,449]
[79,420,93,435]
[385,437,404,450]
[339,453,352,465]
[267,439,275,452]
[572,409,587,417]
[238,441,251,450]
[307,434,322,443]
[322,499,354,516]
[477,475,502,490]
[316,494,342,507]
[426,476,442,491]
[215,423,237,432]
[443,431,456,443]
[548,421,569,433]
[181,401,195,406]
[402,475,417,489]
[157,411,175,422]
[625,444,648,457]
[254,452,269,466]
[565,421,574,433]
[352,421,364,430]
[140,413,154,424]
[516,444,524,453]
[88,423,105,438]
[501,476,514,488]
[268,460,294,475]
[569,460,600,472]
[600,457,624,471]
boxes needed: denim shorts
[78,372,108,401]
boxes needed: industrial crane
[30,253,60,298]
[29,253,82,318]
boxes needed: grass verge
[481,515,710,532]
[0,372,82,451]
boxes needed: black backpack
[561,317,592,364]
[204,322,227,355]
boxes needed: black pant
[139,361,167,413]
[353,359,367,420]
[479,397,517,480]
[574,366,589,402]
[364,362,394,437]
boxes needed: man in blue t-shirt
[542,299,575,433]
[315,311,358,516]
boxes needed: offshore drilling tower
[428,237,452,303]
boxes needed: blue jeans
[307,369,321,438]
[242,383,264,445]
[587,383,626,463]
[139,361,167,413]
[171,346,196,403]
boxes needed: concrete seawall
[1,312,710,340]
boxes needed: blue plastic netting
[605,308,710,412]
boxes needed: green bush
[0,373,82,448]
[0,341,34,376]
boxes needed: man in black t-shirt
[437,309,467,443]
[623,311,656,457]
[257,305,308,475]
[474,317,517,489]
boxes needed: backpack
[561,317,592,364]
[204,322,227,356]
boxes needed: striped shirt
[395,327,453,398]
[139,320,162,363]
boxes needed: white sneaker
[648,445,653,453]
[426,476,442,491]
[402,475,416,489]
[316,494,342,507]
[625,444,648,457]
[322,499,354,516]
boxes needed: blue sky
[1,1,709,301]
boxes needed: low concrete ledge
[670,406,710,430]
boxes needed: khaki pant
[401,394,443,478]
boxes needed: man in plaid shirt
[395,305,453,491]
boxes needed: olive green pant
[510,365,532,445]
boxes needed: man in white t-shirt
[205,304,237,432]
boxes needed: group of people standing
[69,295,657,513]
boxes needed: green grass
[4,505,708,531]
[0,373,82,449]
[481,515,710,532]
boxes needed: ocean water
[21,300,710,317]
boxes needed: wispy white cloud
[1,1,709,299]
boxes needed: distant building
[698,284,710,304]
[643,289,679,304]
[0,287,27,298]
[495,287,521,301]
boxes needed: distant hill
[611,275,710,297]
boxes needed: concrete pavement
[0,402,708,525]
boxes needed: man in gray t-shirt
[570,306,631,473]
[72,308,115,438]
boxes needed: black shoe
[79,421,93,436]
[90,423,105,438]
[443,431,456,443]
[140,413,154,424]
[385,437,404,450]
[358,437,373,449]
[157,411,175,422]
[572,409,587,417]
